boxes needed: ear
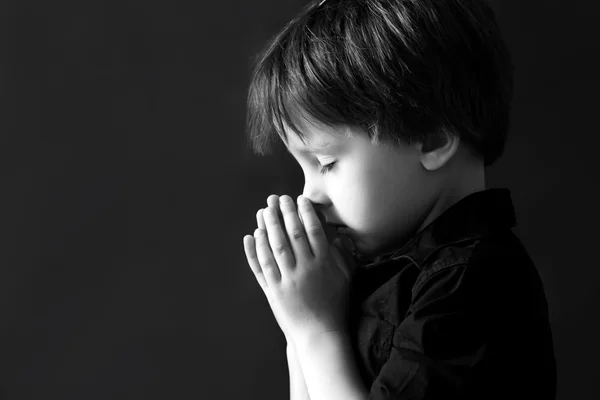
[416,131,460,171]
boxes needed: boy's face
[283,118,441,258]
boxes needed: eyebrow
[286,141,333,155]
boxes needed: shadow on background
[0,0,598,399]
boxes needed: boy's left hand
[243,194,357,344]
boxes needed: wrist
[293,329,367,400]
[287,341,298,359]
[295,329,350,354]
[286,335,295,349]
[287,340,311,400]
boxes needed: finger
[257,208,266,230]
[243,234,269,292]
[266,196,292,241]
[297,195,329,259]
[265,195,283,237]
[258,207,288,251]
[266,194,280,211]
[268,195,296,260]
[266,196,284,227]
[278,195,312,262]
[259,198,294,265]
[259,196,288,241]
[263,206,296,276]
[254,227,282,284]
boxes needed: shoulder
[410,229,535,304]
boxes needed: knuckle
[251,266,263,276]
[257,241,270,252]
[247,251,258,262]
[282,210,294,220]
[273,243,287,255]
[280,194,293,205]
[262,259,277,270]
[306,225,324,236]
[290,229,305,241]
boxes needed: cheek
[346,165,410,228]
[335,173,379,227]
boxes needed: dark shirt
[348,188,556,400]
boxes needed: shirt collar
[354,188,517,269]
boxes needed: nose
[302,178,329,217]
[302,180,338,242]
[302,175,324,205]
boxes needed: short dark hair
[245,0,514,167]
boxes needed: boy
[242,1,556,399]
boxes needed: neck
[419,146,486,233]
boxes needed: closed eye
[320,161,336,175]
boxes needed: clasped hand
[243,194,356,345]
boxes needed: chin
[353,235,409,260]
[348,236,375,258]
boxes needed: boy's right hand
[252,194,356,344]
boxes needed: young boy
[242,1,556,399]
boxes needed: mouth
[321,223,342,242]
[337,230,357,258]
[323,224,354,248]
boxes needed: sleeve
[368,263,496,399]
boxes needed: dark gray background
[1,0,598,399]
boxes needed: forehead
[282,117,353,154]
